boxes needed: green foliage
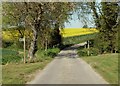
[35,48,60,62]
[118,24,120,52]
[63,33,97,45]
[1,47,60,65]
[44,48,60,57]
[38,29,62,49]
[36,48,60,58]
[58,44,73,50]
[2,40,13,48]
[77,47,99,57]
[11,42,24,49]
[77,48,88,57]
[97,2,118,53]
[50,29,62,47]
[2,60,52,84]
[89,47,99,56]
[93,33,108,53]
[82,24,88,28]
[1,49,22,65]
[3,2,78,59]
[89,2,119,53]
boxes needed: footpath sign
[19,36,26,63]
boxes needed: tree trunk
[28,28,38,62]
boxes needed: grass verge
[2,58,53,84]
[63,33,97,45]
[2,47,60,84]
[80,53,118,84]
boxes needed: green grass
[63,33,97,45]
[77,47,99,57]
[80,53,118,84]
[1,48,23,65]
[1,47,60,65]
[2,59,53,84]
[36,48,60,58]
[2,47,60,84]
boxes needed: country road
[27,43,108,84]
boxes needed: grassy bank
[1,47,60,64]
[79,53,118,84]
[63,33,97,45]
[2,47,60,84]
[2,59,52,84]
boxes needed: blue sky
[64,12,95,28]
[64,1,103,28]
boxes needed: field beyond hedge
[61,28,98,37]
[2,28,98,41]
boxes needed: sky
[64,12,95,28]
[64,1,102,28]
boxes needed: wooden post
[84,42,87,49]
[87,40,90,56]
[24,36,26,63]
[84,44,86,49]
[45,38,47,51]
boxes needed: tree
[88,1,119,53]
[100,2,118,53]
[82,24,88,28]
[3,2,46,61]
[3,2,78,62]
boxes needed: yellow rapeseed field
[2,31,19,41]
[2,30,32,41]
[61,28,98,37]
[2,28,98,41]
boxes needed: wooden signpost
[87,40,90,56]
[19,36,26,63]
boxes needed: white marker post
[19,36,26,63]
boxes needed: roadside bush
[44,48,60,57]
[7,41,24,50]
[77,48,88,57]
[35,48,60,62]
[77,47,99,57]
[2,47,60,64]
[89,47,99,56]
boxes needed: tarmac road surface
[27,43,108,84]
